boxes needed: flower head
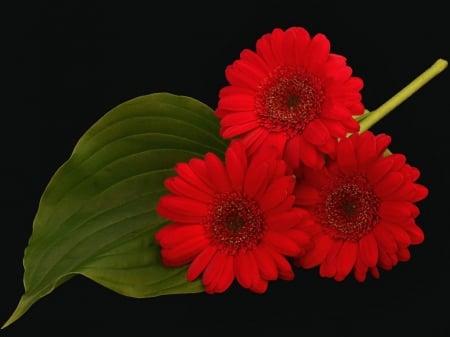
[155,140,312,294]
[293,131,428,282]
[216,26,364,170]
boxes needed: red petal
[373,224,397,253]
[175,162,214,195]
[375,133,391,156]
[374,172,404,197]
[155,223,204,248]
[203,251,228,291]
[297,234,333,269]
[218,94,256,111]
[188,158,214,186]
[399,222,424,245]
[211,254,235,293]
[233,58,267,83]
[161,235,208,266]
[164,176,212,203]
[263,243,294,280]
[384,182,417,201]
[336,136,357,173]
[327,65,351,82]
[220,111,257,127]
[306,33,330,71]
[319,240,343,278]
[358,233,378,267]
[253,246,278,280]
[321,103,351,120]
[284,135,302,169]
[235,252,258,289]
[385,224,411,248]
[263,231,302,256]
[335,241,358,281]
[379,201,417,222]
[225,140,247,191]
[291,27,311,66]
[221,120,260,138]
[266,209,305,230]
[187,245,217,281]
[157,195,208,223]
[259,186,289,212]
[266,195,296,215]
[249,278,269,294]
[281,27,297,66]
[241,128,270,155]
[303,119,330,146]
[295,183,321,206]
[269,28,286,63]
[244,161,270,199]
[366,156,394,184]
[370,267,380,279]
[287,229,311,250]
[354,131,377,166]
[397,248,411,262]
[225,63,260,89]
[205,153,231,193]
[321,119,347,137]
[259,175,295,211]
[255,32,278,68]
[218,85,254,99]
[412,184,429,202]
[240,49,270,73]
[297,135,324,169]
[354,255,369,282]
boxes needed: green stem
[359,58,448,132]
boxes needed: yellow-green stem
[359,58,448,132]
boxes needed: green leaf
[3,93,228,329]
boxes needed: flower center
[317,175,380,241]
[255,66,325,137]
[207,191,265,254]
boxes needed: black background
[2,1,449,336]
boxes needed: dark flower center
[255,66,325,137]
[317,175,379,241]
[207,191,265,254]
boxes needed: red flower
[293,131,428,282]
[155,140,312,294]
[215,26,364,170]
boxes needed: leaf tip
[2,294,34,330]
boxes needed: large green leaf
[3,93,228,328]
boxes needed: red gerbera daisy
[215,26,364,170]
[155,140,312,294]
[293,131,428,282]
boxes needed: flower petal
[164,176,212,203]
[157,195,208,223]
[225,140,247,191]
[263,231,302,256]
[297,233,333,268]
[303,119,330,146]
[155,223,204,248]
[358,233,378,267]
[374,172,404,197]
[235,252,259,289]
[210,254,235,294]
[259,175,295,211]
[254,246,278,280]
[161,235,209,267]
[205,152,232,193]
[187,245,217,281]
[335,241,358,281]
[319,240,343,278]
[203,250,228,292]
